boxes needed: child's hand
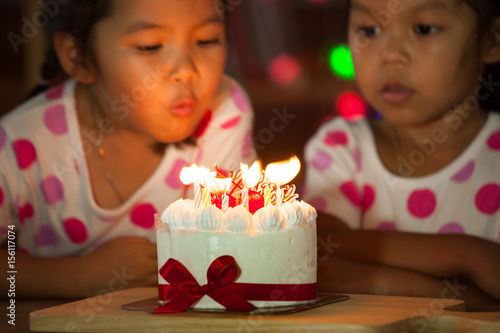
[80,237,158,297]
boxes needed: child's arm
[318,253,500,308]
[1,237,157,299]
[318,213,500,303]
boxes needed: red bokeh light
[268,54,301,85]
[337,92,368,121]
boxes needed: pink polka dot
[0,187,4,206]
[438,222,465,235]
[45,85,64,100]
[340,180,361,207]
[63,218,88,244]
[166,159,188,189]
[363,184,375,212]
[40,175,64,205]
[487,130,500,150]
[407,189,437,219]
[310,149,332,171]
[130,203,157,229]
[451,161,475,183]
[324,131,348,147]
[241,130,253,160]
[13,139,37,170]
[377,221,396,230]
[44,104,68,135]
[221,115,241,129]
[34,225,57,247]
[475,183,500,215]
[192,110,212,138]
[0,125,6,152]
[231,85,249,112]
[353,147,361,173]
[308,196,328,212]
[17,202,34,226]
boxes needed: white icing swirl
[161,199,195,229]
[297,201,317,227]
[280,202,303,228]
[253,205,284,232]
[223,205,253,233]
[193,205,223,232]
[162,198,316,233]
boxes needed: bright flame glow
[206,177,232,193]
[265,156,301,185]
[180,164,216,186]
[241,161,262,188]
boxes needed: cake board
[30,287,500,333]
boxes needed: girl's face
[348,0,487,126]
[89,0,227,143]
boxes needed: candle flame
[264,156,301,185]
[241,161,262,188]
[206,177,232,193]
[180,164,215,186]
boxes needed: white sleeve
[0,122,20,242]
[302,117,364,229]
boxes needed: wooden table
[9,287,500,332]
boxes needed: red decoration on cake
[248,190,264,214]
[154,255,317,314]
[154,256,254,313]
[180,157,301,213]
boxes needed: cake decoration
[154,157,317,313]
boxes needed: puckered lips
[170,98,195,117]
[380,82,415,104]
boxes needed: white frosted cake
[155,160,317,312]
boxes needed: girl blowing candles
[304,0,500,308]
[0,0,255,298]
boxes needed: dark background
[0,0,356,186]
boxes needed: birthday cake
[155,158,317,312]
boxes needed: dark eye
[197,39,220,47]
[414,25,439,35]
[136,45,162,53]
[357,25,380,38]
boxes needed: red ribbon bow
[153,255,254,313]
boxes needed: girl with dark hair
[0,0,255,298]
[304,0,500,308]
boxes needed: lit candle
[263,186,272,206]
[202,187,210,207]
[276,184,283,206]
[221,193,229,212]
[241,188,248,209]
[265,156,301,207]
[240,161,262,210]
[180,164,217,208]
[194,183,202,208]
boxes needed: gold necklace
[391,111,487,178]
[87,88,125,204]
[391,128,406,177]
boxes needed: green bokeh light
[329,44,355,80]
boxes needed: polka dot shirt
[303,114,500,243]
[0,78,256,256]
